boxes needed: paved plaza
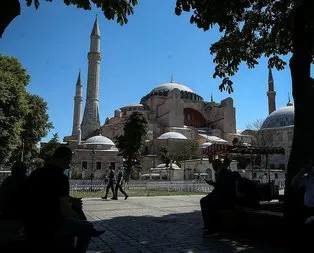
[84,195,287,253]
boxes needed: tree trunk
[0,0,20,37]
[284,1,314,251]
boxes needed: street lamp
[91,149,95,191]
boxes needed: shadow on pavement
[89,209,287,253]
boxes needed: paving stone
[83,196,287,253]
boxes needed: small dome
[152,82,193,93]
[85,135,115,145]
[120,104,143,110]
[261,106,294,129]
[157,132,187,140]
[154,163,180,169]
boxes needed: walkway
[84,195,287,253]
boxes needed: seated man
[292,164,314,223]
[0,161,28,220]
[201,158,238,234]
[23,146,104,252]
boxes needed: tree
[175,0,314,247]
[0,55,29,165]
[0,0,138,37]
[39,132,59,161]
[246,118,272,147]
[158,140,199,167]
[158,147,171,167]
[172,140,199,166]
[0,55,52,166]
[115,111,148,181]
[11,94,53,163]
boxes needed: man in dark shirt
[102,163,116,200]
[201,158,238,234]
[24,146,104,252]
[114,167,128,200]
[0,161,28,219]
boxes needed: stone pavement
[84,195,287,253]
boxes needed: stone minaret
[81,17,101,139]
[267,67,276,114]
[71,71,83,137]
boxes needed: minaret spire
[170,74,174,83]
[81,17,101,139]
[71,71,83,137]
[287,92,293,106]
[91,15,100,37]
[210,93,214,102]
[267,67,276,114]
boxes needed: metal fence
[0,174,285,193]
[69,178,286,193]
[69,179,214,193]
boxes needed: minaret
[81,17,101,139]
[287,93,293,106]
[267,67,276,114]
[71,71,83,137]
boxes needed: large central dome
[151,82,193,93]
[261,105,294,129]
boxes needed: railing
[69,180,214,193]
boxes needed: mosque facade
[63,18,241,179]
[63,18,293,180]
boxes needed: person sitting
[201,158,238,234]
[23,146,104,252]
[235,175,261,208]
[291,164,314,223]
[0,161,28,220]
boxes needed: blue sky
[1,1,296,142]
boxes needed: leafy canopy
[0,55,29,165]
[0,55,53,166]
[26,0,138,25]
[116,111,148,175]
[175,0,314,93]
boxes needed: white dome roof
[152,82,193,93]
[157,132,188,140]
[153,163,180,170]
[85,135,115,145]
[261,105,294,129]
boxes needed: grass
[70,189,204,199]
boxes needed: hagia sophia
[63,18,294,180]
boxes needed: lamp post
[91,149,95,191]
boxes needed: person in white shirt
[292,165,314,223]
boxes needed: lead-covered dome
[140,81,203,103]
[157,132,187,140]
[85,135,115,146]
[151,82,193,93]
[261,105,294,129]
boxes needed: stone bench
[0,219,75,252]
[0,219,26,251]
[218,203,285,245]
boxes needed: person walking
[102,163,116,200]
[114,167,128,200]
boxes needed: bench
[0,219,26,251]
[0,219,76,252]
[218,203,285,245]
